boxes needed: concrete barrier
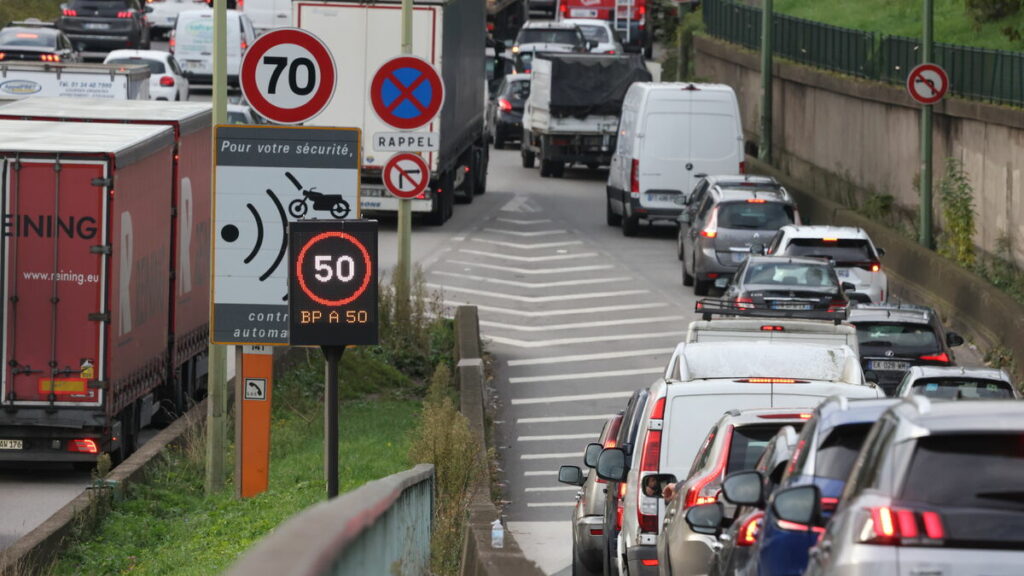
[455,305,545,576]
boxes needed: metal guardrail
[704,0,1024,107]
[225,464,434,576]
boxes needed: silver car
[776,398,1024,576]
[894,365,1018,399]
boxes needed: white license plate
[836,268,851,277]
[647,193,677,203]
[771,302,812,310]
[361,186,388,198]
[83,22,110,30]
[869,360,910,371]
[184,60,205,71]
[0,439,23,450]
[571,8,598,17]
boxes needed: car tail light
[684,425,733,508]
[739,161,746,173]
[159,75,175,87]
[559,2,567,16]
[871,263,881,272]
[169,35,176,53]
[776,519,826,533]
[40,54,61,62]
[820,497,839,512]
[700,207,719,238]
[746,198,766,203]
[738,378,807,384]
[737,512,765,546]
[761,325,784,331]
[498,97,512,112]
[67,438,99,454]
[827,298,848,313]
[589,528,603,536]
[615,481,627,530]
[636,397,665,533]
[630,159,640,198]
[756,412,814,419]
[117,10,135,17]
[822,237,839,242]
[641,559,658,567]
[606,50,616,54]
[858,506,945,545]
[0,53,5,61]
[237,0,244,7]
[241,40,248,52]
[735,297,753,309]
[62,8,78,16]
[918,352,950,363]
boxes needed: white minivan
[171,9,256,87]
[606,83,745,236]
[241,0,291,35]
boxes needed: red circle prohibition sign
[370,56,445,130]
[296,231,373,307]
[906,63,948,105]
[240,28,336,125]
[384,153,430,199]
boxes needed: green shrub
[937,159,977,269]
[663,7,706,82]
[375,267,454,380]
[0,0,62,25]
[966,0,1021,23]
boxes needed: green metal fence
[704,0,1024,107]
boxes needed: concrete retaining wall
[695,35,1024,266]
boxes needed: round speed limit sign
[240,28,336,125]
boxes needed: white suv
[768,225,888,303]
[595,341,883,575]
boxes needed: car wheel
[621,211,638,237]
[606,197,621,226]
[493,127,506,150]
[540,158,553,178]
[694,276,711,296]
[521,148,535,168]
[683,262,694,286]
[551,161,565,178]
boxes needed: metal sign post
[288,220,379,498]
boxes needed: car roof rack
[10,20,56,28]
[694,299,847,324]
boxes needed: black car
[723,255,853,312]
[847,303,963,395]
[57,0,152,53]
[0,22,80,63]
[487,73,530,149]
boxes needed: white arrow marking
[511,391,635,405]
[524,486,581,493]
[484,228,567,237]
[526,502,576,508]
[518,433,599,442]
[510,367,664,384]
[447,260,614,275]
[517,414,616,424]
[496,218,552,225]
[432,270,631,289]
[523,470,560,476]
[472,238,583,250]
[444,301,668,318]
[508,348,676,367]
[458,249,597,262]
[427,284,648,303]
[487,331,680,348]
[521,452,579,460]
[480,316,685,332]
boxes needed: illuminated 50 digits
[313,255,356,283]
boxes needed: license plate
[571,8,598,17]
[869,360,910,371]
[361,186,387,198]
[184,60,205,71]
[836,268,851,277]
[83,22,110,30]
[771,302,812,310]
[647,193,677,203]
[0,439,23,450]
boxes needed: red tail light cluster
[117,10,135,18]
[684,425,733,508]
[498,98,513,112]
[859,506,945,545]
[700,207,719,238]
[827,298,848,313]
[67,438,99,454]
[630,159,640,197]
[40,54,62,62]
[62,8,78,16]
[918,352,950,363]
[735,297,754,309]
[637,396,665,534]
[737,512,765,546]
[159,75,175,87]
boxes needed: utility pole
[395,0,414,303]
[919,0,934,248]
[206,0,229,495]
[759,0,774,164]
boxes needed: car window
[168,55,184,75]
[579,25,609,43]
[910,378,1015,399]
[717,201,795,230]
[742,262,838,288]
[689,179,709,206]
[901,434,1024,511]
[855,322,941,356]
[727,425,789,475]
[813,423,872,480]
[781,238,876,266]
[107,58,166,74]
[516,28,582,46]
[0,30,54,47]
[784,416,817,480]
[842,416,897,501]
[688,426,718,479]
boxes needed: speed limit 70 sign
[240,28,336,125]
[288,220,378,346]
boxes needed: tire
[621,212,638,237]
[494,127,506,150]
[540,159,553,178]
[606,197,621,226]
[475,145,488,195]
[694,276,711,296]
[521,148,535,168]
[683,262,694,286]
[330,201,351,218]
[288,199,308,218]
[113,402,139,466]
[426,193,445,225]
[551,161,565,178]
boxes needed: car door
[684,195,715,274]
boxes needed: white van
[606,83,744,236]
[241,0,291,35]
[171,9,256,86]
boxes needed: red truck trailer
[0,98,212,417]
[0,119,176,464]
[557,0,652,57]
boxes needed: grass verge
[0,0,62,25]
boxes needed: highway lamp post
[396,0,415,304]
[919,0,934,248]
[759,0,774,165]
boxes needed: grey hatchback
[678,175,800,296]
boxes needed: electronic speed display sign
[288,220,378,346]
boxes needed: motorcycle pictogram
[285,172,351,219]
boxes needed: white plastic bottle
[491,518,504,549]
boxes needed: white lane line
[521,452,579,460]
[472,238,583,250]
[496,218,552,225]
[447,260,614,275]
[484,228,567,237]
[488,331,680,349]
[526,502,576,508]
[481,316,684,332]
[510,367,663,384]
[508,348,676,366]
[524,487,580,493]
[518,433,599,442]
[445,301,668,318]
[518,414,615,424]
[523,470,559,476]
[500,194,538,213]
[512,391,634,405]
[433,271,631,289]
[459,249,598,262]
[428,284,648,303]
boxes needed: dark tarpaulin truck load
[522,53,650,178]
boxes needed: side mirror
[584,442,603,469]
[684,502,724,536]
[558,465,585,487]
[946,332,964,347]
[641,473,677,498]
[721,470,764,507]
[750,242,766,255]
[586,40,597,50]
[596,447,628,482]
[677,212,692,225]
[841,282,856,292]
[877,247,886,257]
[771,485,821,528]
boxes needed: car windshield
[505,79,530,100]
[783,238,876,266]
[742,262,838,288]
[855,322,940,356]
[728,424,800,475]
[910,378,1015,399]
[902,434,1024,511]
[107,58,165,74]
[717,201,795,230]
[0,30,53,47]
[517,28,581,46]
[579,25,609,43]
[814,423,872,480]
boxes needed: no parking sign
[369,56,444,131]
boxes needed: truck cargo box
[530,53,650,119]
[0,61,151,101]
[0,98,213,370]
[0,120,175,461]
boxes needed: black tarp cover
[540,53,652,118]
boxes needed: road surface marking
[496,218,552,225]
[481,316,684,332]
[447,260,614,275]
[525,502,576,508]
[508,348,676,366]
[518,414,616,424]
[511,391,634,405]
[472,238,583,250]
[487,331,680,348]
[500,194,539,213]
[433,270,630,289]
[445,301,668,318]
[428,284,648,303]
[517,433,599,442]
[521,452,579,460]
[459,249,597,262]
[484,228,567,237]
[524,487,580,493]
[510,367,663,384]
[523,470,560,476]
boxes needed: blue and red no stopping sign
[370,56,445,131]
